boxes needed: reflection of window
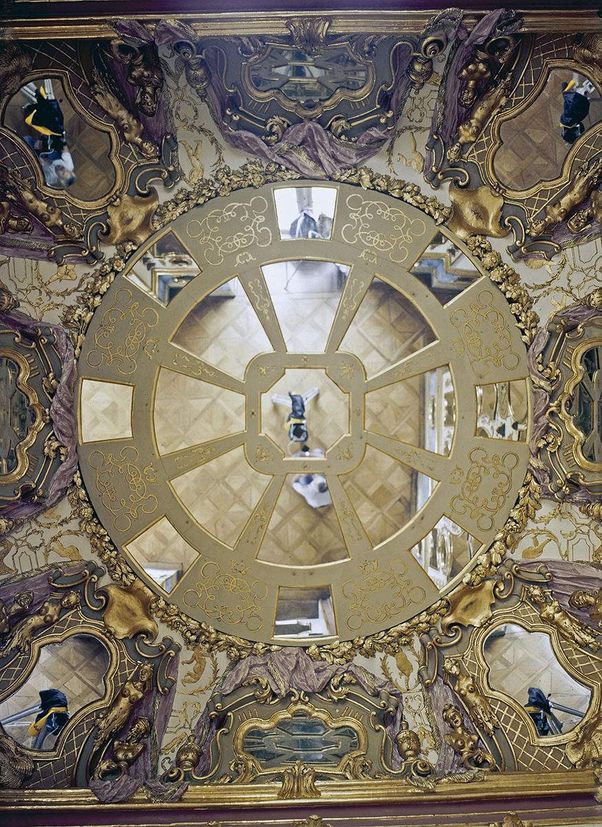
[275,187,337,240]
[0,635,109,751]
[411,235,481,305]
[412,515,478,589]
[129,232,201,305]
[484,624,591,736]
[275,587,335,639]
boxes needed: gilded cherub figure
[568,587,602,627]
[94,663,154,746]
[94,716,151,779]
[442,704,495,770]
[0,591,33,636]
[527,586,600,651]
[443,658,499,736]
[447,76,513,162]
[0,592,79,657]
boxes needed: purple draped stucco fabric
[424,674,471,776]
[425,9,521,179]
[0,311,78,523]
[90,651,182,803]
[0,562,86,612]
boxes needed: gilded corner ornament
[102,580,158,640]
[447,184,509,240]
[102,192,160,247]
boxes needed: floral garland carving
[65,161,540,663]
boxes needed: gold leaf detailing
[88,447,158,533]
[182,558,268,633]
[449,447,520,532]
[342,193,427,264]
[278,761,320,799]
[527,585,600,650]
[185,196,271,266]
[442,704,496,770]
[86,287,159,375]
[443,658,499,737]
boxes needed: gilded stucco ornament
[569,588,602,627]
[447,76,513,163]
[93,662,154,746]
[533,294,601,503]
[102,192,160,247]
[0,724,34,789]
[489,816,533,827]
[443,658,499,736]
[94,716,151,780]
[442,704,496,770]
[101,580,158,640]
[91,76,159,160]
[527,159,602,238]
[442,580,497,631]
[447,184,509,240]
[0,591,79,658]
[565,707,602,778]
[527,585,601,651]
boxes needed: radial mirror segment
[77,180,531,645]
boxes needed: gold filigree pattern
[341,560,427,632]
[449,289,520,371]
[85,287,159,375]
[88,447,158,533]
[341,193,427,264]
[185,197,272,266]
[183,559,268,633]
[449,448,520,533]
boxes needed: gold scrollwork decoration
[449,289,520,371]
[88,447,158,533]
[183,558,268,633]
[85,287,159,375]
[341,193,427,264]
[342,559,427,631]
[449,447,520,533]
[185,196,272,266]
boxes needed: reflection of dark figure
[22,86,75,189]
[525,687,563,736]
[290,209,319,239]
[271,387,319,443]
[287,393,308,442]
[28,689,69,749]
[560,79,593,145]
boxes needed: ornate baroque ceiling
[0,6,600,827]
